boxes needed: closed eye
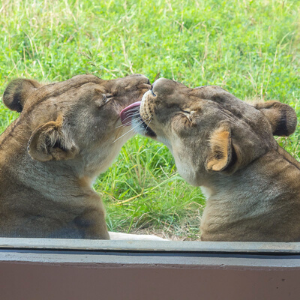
[106,93,113,98]
[180,109,191,114]
[96,94,112,108]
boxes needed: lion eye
[95,94,111,108]
[180,109,191,114]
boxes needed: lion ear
[28,116,78,162]
[254,101,297,136]
[206,124,233,172]
[3,78,41,112]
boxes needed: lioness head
[3,74,150,180]
[121,78,297,186]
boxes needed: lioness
[121,78,300,242]
[0,74,166,240]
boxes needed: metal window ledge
[0,238,299,300]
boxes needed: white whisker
[113,120,144,143]
[116,110,140,129]
[116,113,141,128]
[144,117,153,131]
[120,111,140,122]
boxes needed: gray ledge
[0,237,299,253]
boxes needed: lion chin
[136,77,300,242]
[0,73,166,241]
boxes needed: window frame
[0,238,300,299]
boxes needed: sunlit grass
[0,0,299,239]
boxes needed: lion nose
[152,78,175,95]
[152,78,164,94]
[137,75,151,86]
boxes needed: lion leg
[74,209,110,240]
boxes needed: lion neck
[0,119,135,194]
[200,148,300,242]
[77,128,136,183]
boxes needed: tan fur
[206,126,231,171]
[0,74,151,239]
[137,78,300,242]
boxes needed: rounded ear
[206,124,233,172]
[254,101,297,136]
[28,116,78,162]
[3,78,41,112]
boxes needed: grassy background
[0,0,299,239]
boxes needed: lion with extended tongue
[0,74,165,240]
[121,78,300,242]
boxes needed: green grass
[0,0,299,239]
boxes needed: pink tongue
[120,101,141,126]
